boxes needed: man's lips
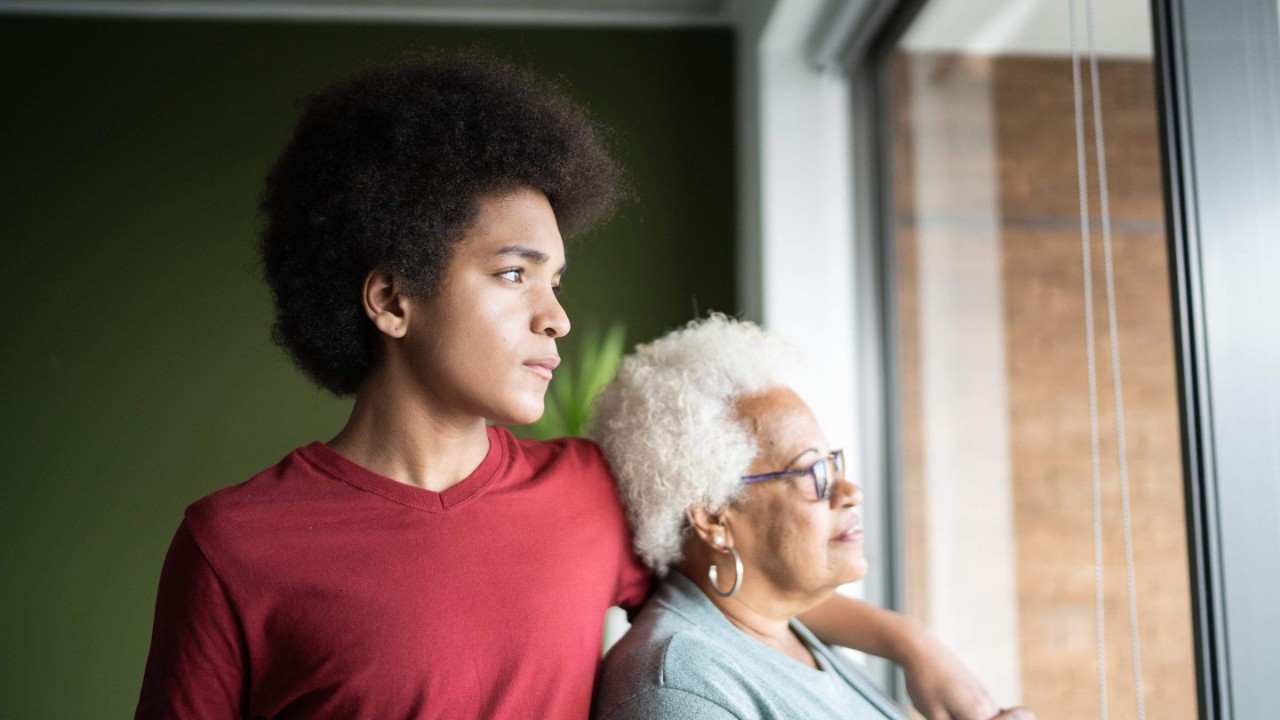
[524,356,561,380]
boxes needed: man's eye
[498,269,523,283]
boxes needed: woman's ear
[686,504,734,550]
[362,270,410,339]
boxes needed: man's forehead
[456,228,567,267]
[492,245,552,263]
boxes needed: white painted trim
[0,1,733,27]
[754,0,861,594]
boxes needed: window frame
[831,0,1280,715]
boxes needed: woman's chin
[846,558,870,583]
[830,548,869,585]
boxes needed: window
[879,2,1195,715]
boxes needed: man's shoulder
[183,445,329,545]
[501,430,617,490]
[508,430,606,469]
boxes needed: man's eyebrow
[493,245,551,263]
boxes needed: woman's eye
[552,284,563,297]
[498,269,523,283]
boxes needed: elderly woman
[590,316,1033,720]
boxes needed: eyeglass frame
[739,449,845,500]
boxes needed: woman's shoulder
[606,599,740,673]
[595,591,752,719]
[596,630,748,720]
[593,685,741,720]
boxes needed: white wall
[741,0,1026,701]
[746,0,884,640]
[734,1,868,592]
[756,0,858,473]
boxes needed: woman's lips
[832,515,863,542]
[832,529,864,543]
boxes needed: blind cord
[1070,1,1147,718]
[1085,0,1148,715]
[1068,0,1109,713]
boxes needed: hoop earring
[708,547,743,598]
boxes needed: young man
[136,54,1000,719]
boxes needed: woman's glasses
[740,449,844,500]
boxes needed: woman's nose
[830,479,862,508]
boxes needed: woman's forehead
[735,387,826,468]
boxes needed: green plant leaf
[517,320,627,440]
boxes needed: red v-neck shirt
[136,426,651,719]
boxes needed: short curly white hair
[589,314,803,574]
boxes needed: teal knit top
[594,570,906,719]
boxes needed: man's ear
[686,504,735,550]
[362,270,410,339]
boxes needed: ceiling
[0,0,736,26]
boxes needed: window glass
[886,1,1196,717]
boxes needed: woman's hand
[897,622,1001,720]
[992,709,1036,719]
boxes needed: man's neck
[327,372,491,493]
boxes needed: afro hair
[260,51,625,395]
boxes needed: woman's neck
[327,371,491,492]
[675,561,824,669]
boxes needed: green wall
[0,17,735,716]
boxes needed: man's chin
[487,401,546,428]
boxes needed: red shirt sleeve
[614,543,653,611]
[135,520,246,720]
